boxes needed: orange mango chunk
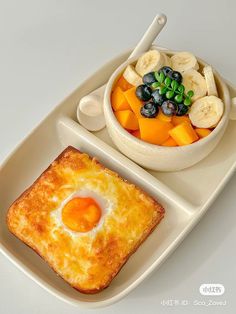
[157,110,172,122]
[172,115,191,126]
[139,118,173,145]
[132,129,141,139]
[124,87,143,118]
[169,122,198,146]
[115,75,133,91]
[111,87,131,111]
[162,137,178,147]
[115,110,139,130]
[195,128,212,138]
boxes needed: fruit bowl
[104,49,232,171]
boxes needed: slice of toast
[7,146,164,293]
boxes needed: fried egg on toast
[7,146,164,293]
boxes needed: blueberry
[161,100,177,117]
[169,71,182,83]
[140,102,159,118]
[136,85,152,101]
[176,103,189,116]
[158,66,173,77]
[152,89,166,106]
[143,72,156,86]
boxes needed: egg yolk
[62,197,102,232]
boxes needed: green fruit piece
[187,90,194,98]
[178,84,185,93]
[164,77,172,87]
[159,86,168,95]
[175,94,183,103]
[184,97,191,106]
[151,82,160,89]
[171,80,179,91]
[166,90,175,99]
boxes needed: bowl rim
[104,48,231,152]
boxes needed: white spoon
[77,13,167,131]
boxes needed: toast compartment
[0,112,191,307]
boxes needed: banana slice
[171,51,199,72]
[203,66,218,97]
[189,96,224,128]
[123,64,142,86]
[182,69,207,101]
[161,52,171,67]
[135,50,164,76]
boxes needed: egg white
[51,189,113,238]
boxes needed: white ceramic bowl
[104,49,233,171]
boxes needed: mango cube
[111,87,131,111]
[169,122,198,145]
[124,87,143,119]
[162,137,178,147]
[195,128,211,138]
[139,118,173,145]
[115,75,133,91]
[115,110,139,130]
[172,115,191,126]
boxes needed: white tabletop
[0,1,236,313]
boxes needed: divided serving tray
[0,47,235,308]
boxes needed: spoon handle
[129,14,167,59]
[77,13,167,131]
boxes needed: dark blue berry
[152,89,166,106]
[176,103,189,116]
[136,85,152,101]
[158,66,173,77]
[140,102,159,118]
[169,71,182,83]
[161,100,177,117]
[143,72,156,86]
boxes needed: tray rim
[0,47,236,308]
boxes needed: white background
[0,1,236,313]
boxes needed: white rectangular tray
[0,49,235,309]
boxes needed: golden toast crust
[7,146,164,293]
